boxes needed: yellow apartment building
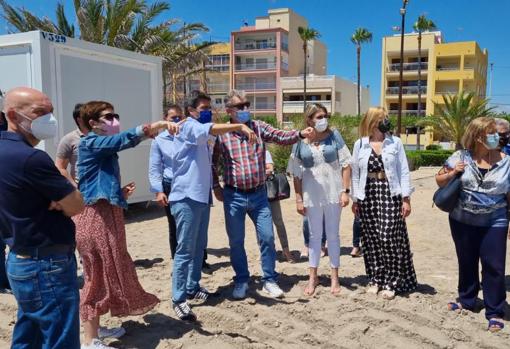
[380,31,488,148]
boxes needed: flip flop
[488,319,504,333]
[447,302,463,311]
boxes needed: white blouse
[288,143,351,208]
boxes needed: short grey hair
[495,118,510,130]
[225,89,246,105]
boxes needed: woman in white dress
[288,103,352,295]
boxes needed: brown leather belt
[367,171,386,180]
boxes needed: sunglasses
[101,113,120,121]
[227,101,251,110]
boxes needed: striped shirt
[212,120,300,190]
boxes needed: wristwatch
[341,188,350,194]
[298,130,305,139]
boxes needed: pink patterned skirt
[74,200,159,322]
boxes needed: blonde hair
[304,103,328,127]
[359,107,387,137]
[462,117,496,152]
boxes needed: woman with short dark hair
[75,100,176,349]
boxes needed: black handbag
[266,173,291,202]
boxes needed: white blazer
[351,135,414,201]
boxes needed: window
[206,54,230,72]
[215,98,223,105]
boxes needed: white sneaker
[232,282,249,299]
[263,281,284,298]
[81,338,115,349]
[98,326,126,340]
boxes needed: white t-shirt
[265,150,273,165]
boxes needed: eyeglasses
[226,101,251,110]
[101,113,120,121]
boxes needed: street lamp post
[397,0,409,137]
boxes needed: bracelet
[298,130,305,139]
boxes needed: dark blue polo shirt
[0,131,76,253]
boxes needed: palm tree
[351,28,372,116]
[413,15,436,117]
[418,91,495,150]
[298,26,320,112]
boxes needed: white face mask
[18,111,58,140]
[314,118,328,133]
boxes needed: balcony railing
[436,66,460,71]
[435,91,459,95]
[388,110,426,116]
[236,81,276,90]
[235,62,277,71]
[235,42,276,51]
[206,65,229,72]
[252,102,276,110]
[388,62,428,72]
[207,83,230,93]
[386,86,427,95]
[283,100,332,112]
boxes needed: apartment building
[280,75,370,116]
[231,8,327,121]
[380,31,488,117]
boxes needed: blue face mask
[198,110,212,124]
[486,133,500,149]
[171,116,181,123]
[236,110,251,124]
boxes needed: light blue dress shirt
[148,130,175,193]
[168,118,213,204]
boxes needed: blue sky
[1,0,510,112]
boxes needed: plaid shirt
[212,120,300,190]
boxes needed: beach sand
[1,167,509,348]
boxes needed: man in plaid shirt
[212,90,314,299]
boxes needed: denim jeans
[352,217,361,248]
[171,198,210,303]
[223,186,277,284]
[302,215,326,247]
[0,239,9,289]
[163,179,178,259]
[7,251,80,349]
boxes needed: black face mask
[378,119,392,134]
[499,133,510,148]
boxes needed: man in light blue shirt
[169,91,256,322]
[149,104,183,259]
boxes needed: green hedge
[406,150,453,170]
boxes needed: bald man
[0,87,84,348]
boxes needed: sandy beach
[1,167,509,349]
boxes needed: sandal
[447,302,463,312]
[488,319,504,333]
[380,289,395,300]
[350,247,362,258]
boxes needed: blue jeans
[7,251,80,349]
[171,198,210,303]
[0,239,9,289]
[303,216,326,247]
[223,186,277,284]
[353,217,361,248]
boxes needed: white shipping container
[0,30,163,204]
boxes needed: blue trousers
[223,186,277,284]
[7,251,80,349]
[171,198,210,303]
[449,217,507,320]
[0,239,9,289]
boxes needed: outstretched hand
[300,127,315,139]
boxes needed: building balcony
[388,109,426,117]
[283,100,332,114]
[207,82,230,94]
[387,62,428,72]
[206,64,229,72]
[386,86,427,95]
[234,42,277,51]
[252,102,276,111]
[236,81,276,91]
[235,62,277,71]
